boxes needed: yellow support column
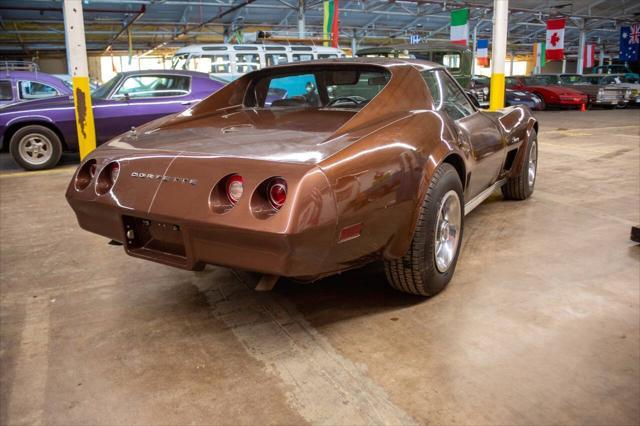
[63,0,96,159]
[489,0,509,111]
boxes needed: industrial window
[18,81,59,100]
[0,80,12,101]
[114,75,190,99]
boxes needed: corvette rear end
[67,58,538,296]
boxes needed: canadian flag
[583,43,595,69]
[545,18,565,60]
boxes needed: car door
[94,74,193,143]
[422,69,506,201]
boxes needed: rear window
[249,68,390,109]
[0,80,12,100]
[18,81,59,100]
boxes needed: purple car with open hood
[0,69,225,170]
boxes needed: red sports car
[506,75,588,110]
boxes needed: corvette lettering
[131,172,198,186]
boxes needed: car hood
[100,107,381,164]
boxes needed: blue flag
[619,25,639,62]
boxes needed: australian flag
[620,24,639,62]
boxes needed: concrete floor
[1,109,639,425]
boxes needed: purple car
[0,70,225,170]
[0,71,72,106]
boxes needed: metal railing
[0,61,39,72]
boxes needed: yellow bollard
[489,73,505,111]
[71,76,96,160]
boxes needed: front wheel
[502,130,537,200]
[9,125,63,171]
[384,163,464,296]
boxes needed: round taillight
[268,178,287,209]
[96,161,120,195]
[75,159,97,191]
[226,174,243,204]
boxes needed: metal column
[297,0,305,38]
[577,28,586,74]
[471,24,478,77]
[63,0,96,160]
[489,0,508,111]
[509,50,515,76]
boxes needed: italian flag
[545,18,565,61]
[323,0,339,48]
[533,42,546,69]
[450,8,469,46]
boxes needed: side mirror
[466,91,481,108]
[112,93,130,102]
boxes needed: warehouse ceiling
[0,0,638,56]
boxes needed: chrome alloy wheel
[434,190,462,273]
[18,133,53,166]
[528,140,538,188]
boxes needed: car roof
[259,56,443,71]
[116,69,211,79]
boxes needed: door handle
[180,100,193,105]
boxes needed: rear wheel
[535,94,546,110]
[384,163,464,296]
[9,125,62,171]
[502,130,537,200]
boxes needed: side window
[266,53,288,67]
[318,54,338,59]
[114,75,189,99]
[264,74,319,107]
[421,70,475,120]
[234,54,260,73]
[292,54,313,62]
[0,80,13,101]
[191,55,230,74]
[18,81,59,100]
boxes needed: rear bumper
[69,198,337,278]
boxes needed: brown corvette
[66,58,538,296]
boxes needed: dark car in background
[505,89,543,110]
[0,70,72,105]
[0,70,225,170]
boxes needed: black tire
[9,125,63,171]
[502,130,538,200]
[534,94,546,110]
[384,163,464,296]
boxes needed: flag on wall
[533,42,546,69]
[323,0,340,48]
[476,39,489,66]
[545,18,565,60]
[620,25,639,62]
[450,8,469,46]
[583,43,596,69]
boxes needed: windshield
[524,75,558,85]
[248,67,390,109]
[92,75,120,99]
[560,75,585,84]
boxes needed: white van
[170,44,345,81]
